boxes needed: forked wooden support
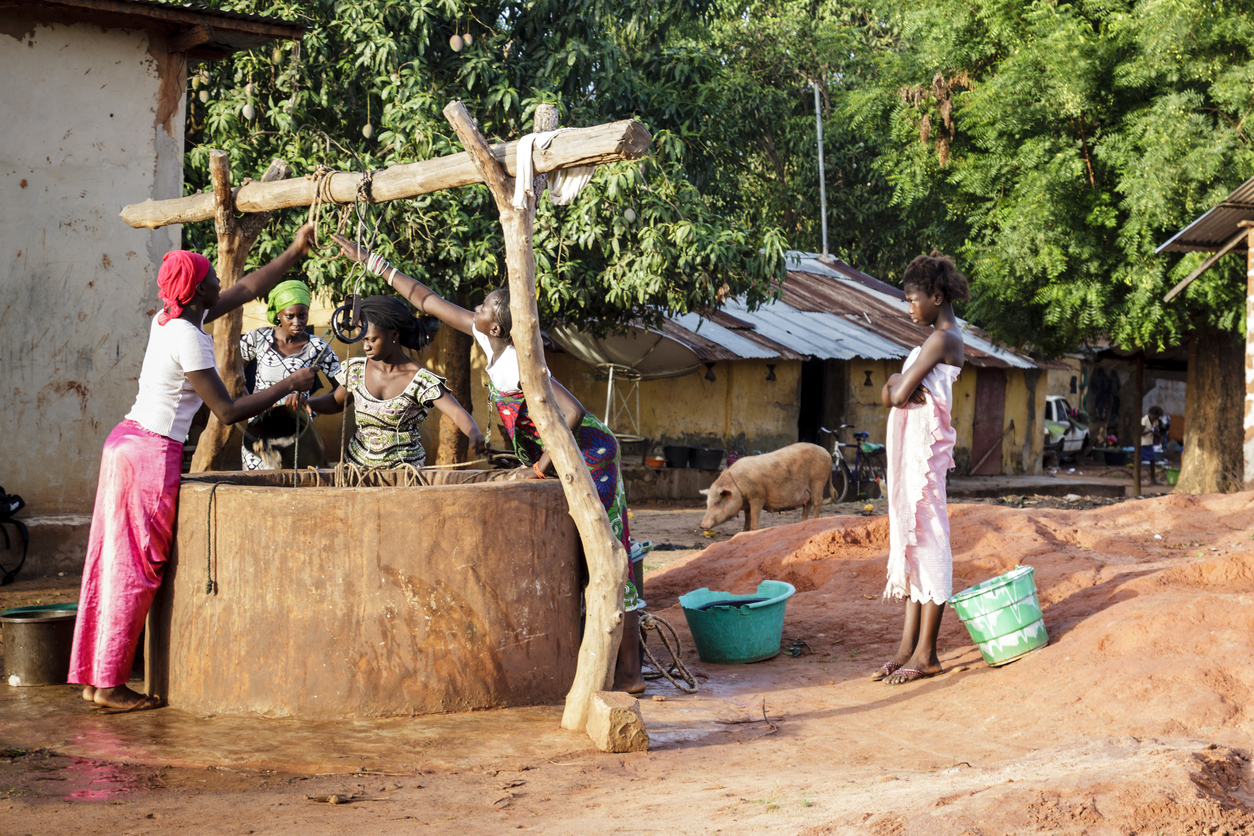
[442,101,631,737]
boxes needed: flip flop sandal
[870,661,902,682]
[95,695,163,715]
[885,668,940,686]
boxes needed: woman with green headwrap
[238,279,342,470]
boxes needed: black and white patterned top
[240,327,342,394]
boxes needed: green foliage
[844,0,1254,354]
[185,0,786,331]
[681,0,939,282]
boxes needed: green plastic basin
[950,566,1047,666]
[679,581,795,664]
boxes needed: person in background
[306,296,486,468]
[1141,405,1170,485]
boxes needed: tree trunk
[434,319,472,465]
[1175,327,1243,494]
[189,154,290,472]
[443,101,630,739]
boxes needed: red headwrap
[157,250,212,325]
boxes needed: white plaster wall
[0,20,184,512]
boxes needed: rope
[422,458,491,470]
[639,612,699,694]
[305,163,337,249]
[203,480,234,594]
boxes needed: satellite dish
[548,324,702,380]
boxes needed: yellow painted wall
[1002,369,1045,475]
[546,353,803,454]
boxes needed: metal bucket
[1,603,78,686]
[243,405,323,469]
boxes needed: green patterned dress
[491,383,641,611]
[333,358,445,468]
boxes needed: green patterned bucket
[950,566,1048,666]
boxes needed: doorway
[970,368,1007,475]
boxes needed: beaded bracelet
[533,463,547,479]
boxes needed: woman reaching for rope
[306,296,486,468]
[71,225,320,713]
[330,234,645,694]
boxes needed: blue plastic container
[679,581,795,664]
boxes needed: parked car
[1044,395,1090,459]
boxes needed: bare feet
[81,685,97,702]
[91,684,156,711]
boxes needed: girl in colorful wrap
[238,279,342,470]
[70,224,320,712]
[874,251,968,686]
[306,296,486,468]
[329,233,646,694]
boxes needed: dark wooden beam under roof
[10,0,306,59]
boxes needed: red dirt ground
[4,492,1254,834]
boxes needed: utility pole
[813,82,828,258]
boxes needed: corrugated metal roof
[1157,175,1254,253]
[644,261,1039,369]
[670,314,785,360]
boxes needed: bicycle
[821,424,889,503]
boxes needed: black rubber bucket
[1,603,77,686]
[690,447,725,470]
[663,445,691,468]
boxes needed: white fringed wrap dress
[884,346,962,605]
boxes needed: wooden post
[1132,354,1143,496]
[442,101,629,736]
[189,154,291,472]
[1244,222,1254,489]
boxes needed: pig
[699,442,833,532]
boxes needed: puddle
[0,748,157,801]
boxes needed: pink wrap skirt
[68,420,182,688]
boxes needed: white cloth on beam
[512,130,597,210]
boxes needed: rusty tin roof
[1158,175,1254,253]
[654,255,1037,369]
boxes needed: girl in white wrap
[875,251,969,685]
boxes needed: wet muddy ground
[3,491,1253,835]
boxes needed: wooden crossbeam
[1163,226,1249,302]
[120,120,651,230]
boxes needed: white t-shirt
[125,314,218,441]
[472,325,522,392]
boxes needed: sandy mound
[648,491,1254,745]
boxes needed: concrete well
[145,472,581,719]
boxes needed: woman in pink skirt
[70,225,319,712]
[874,251,969,685]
